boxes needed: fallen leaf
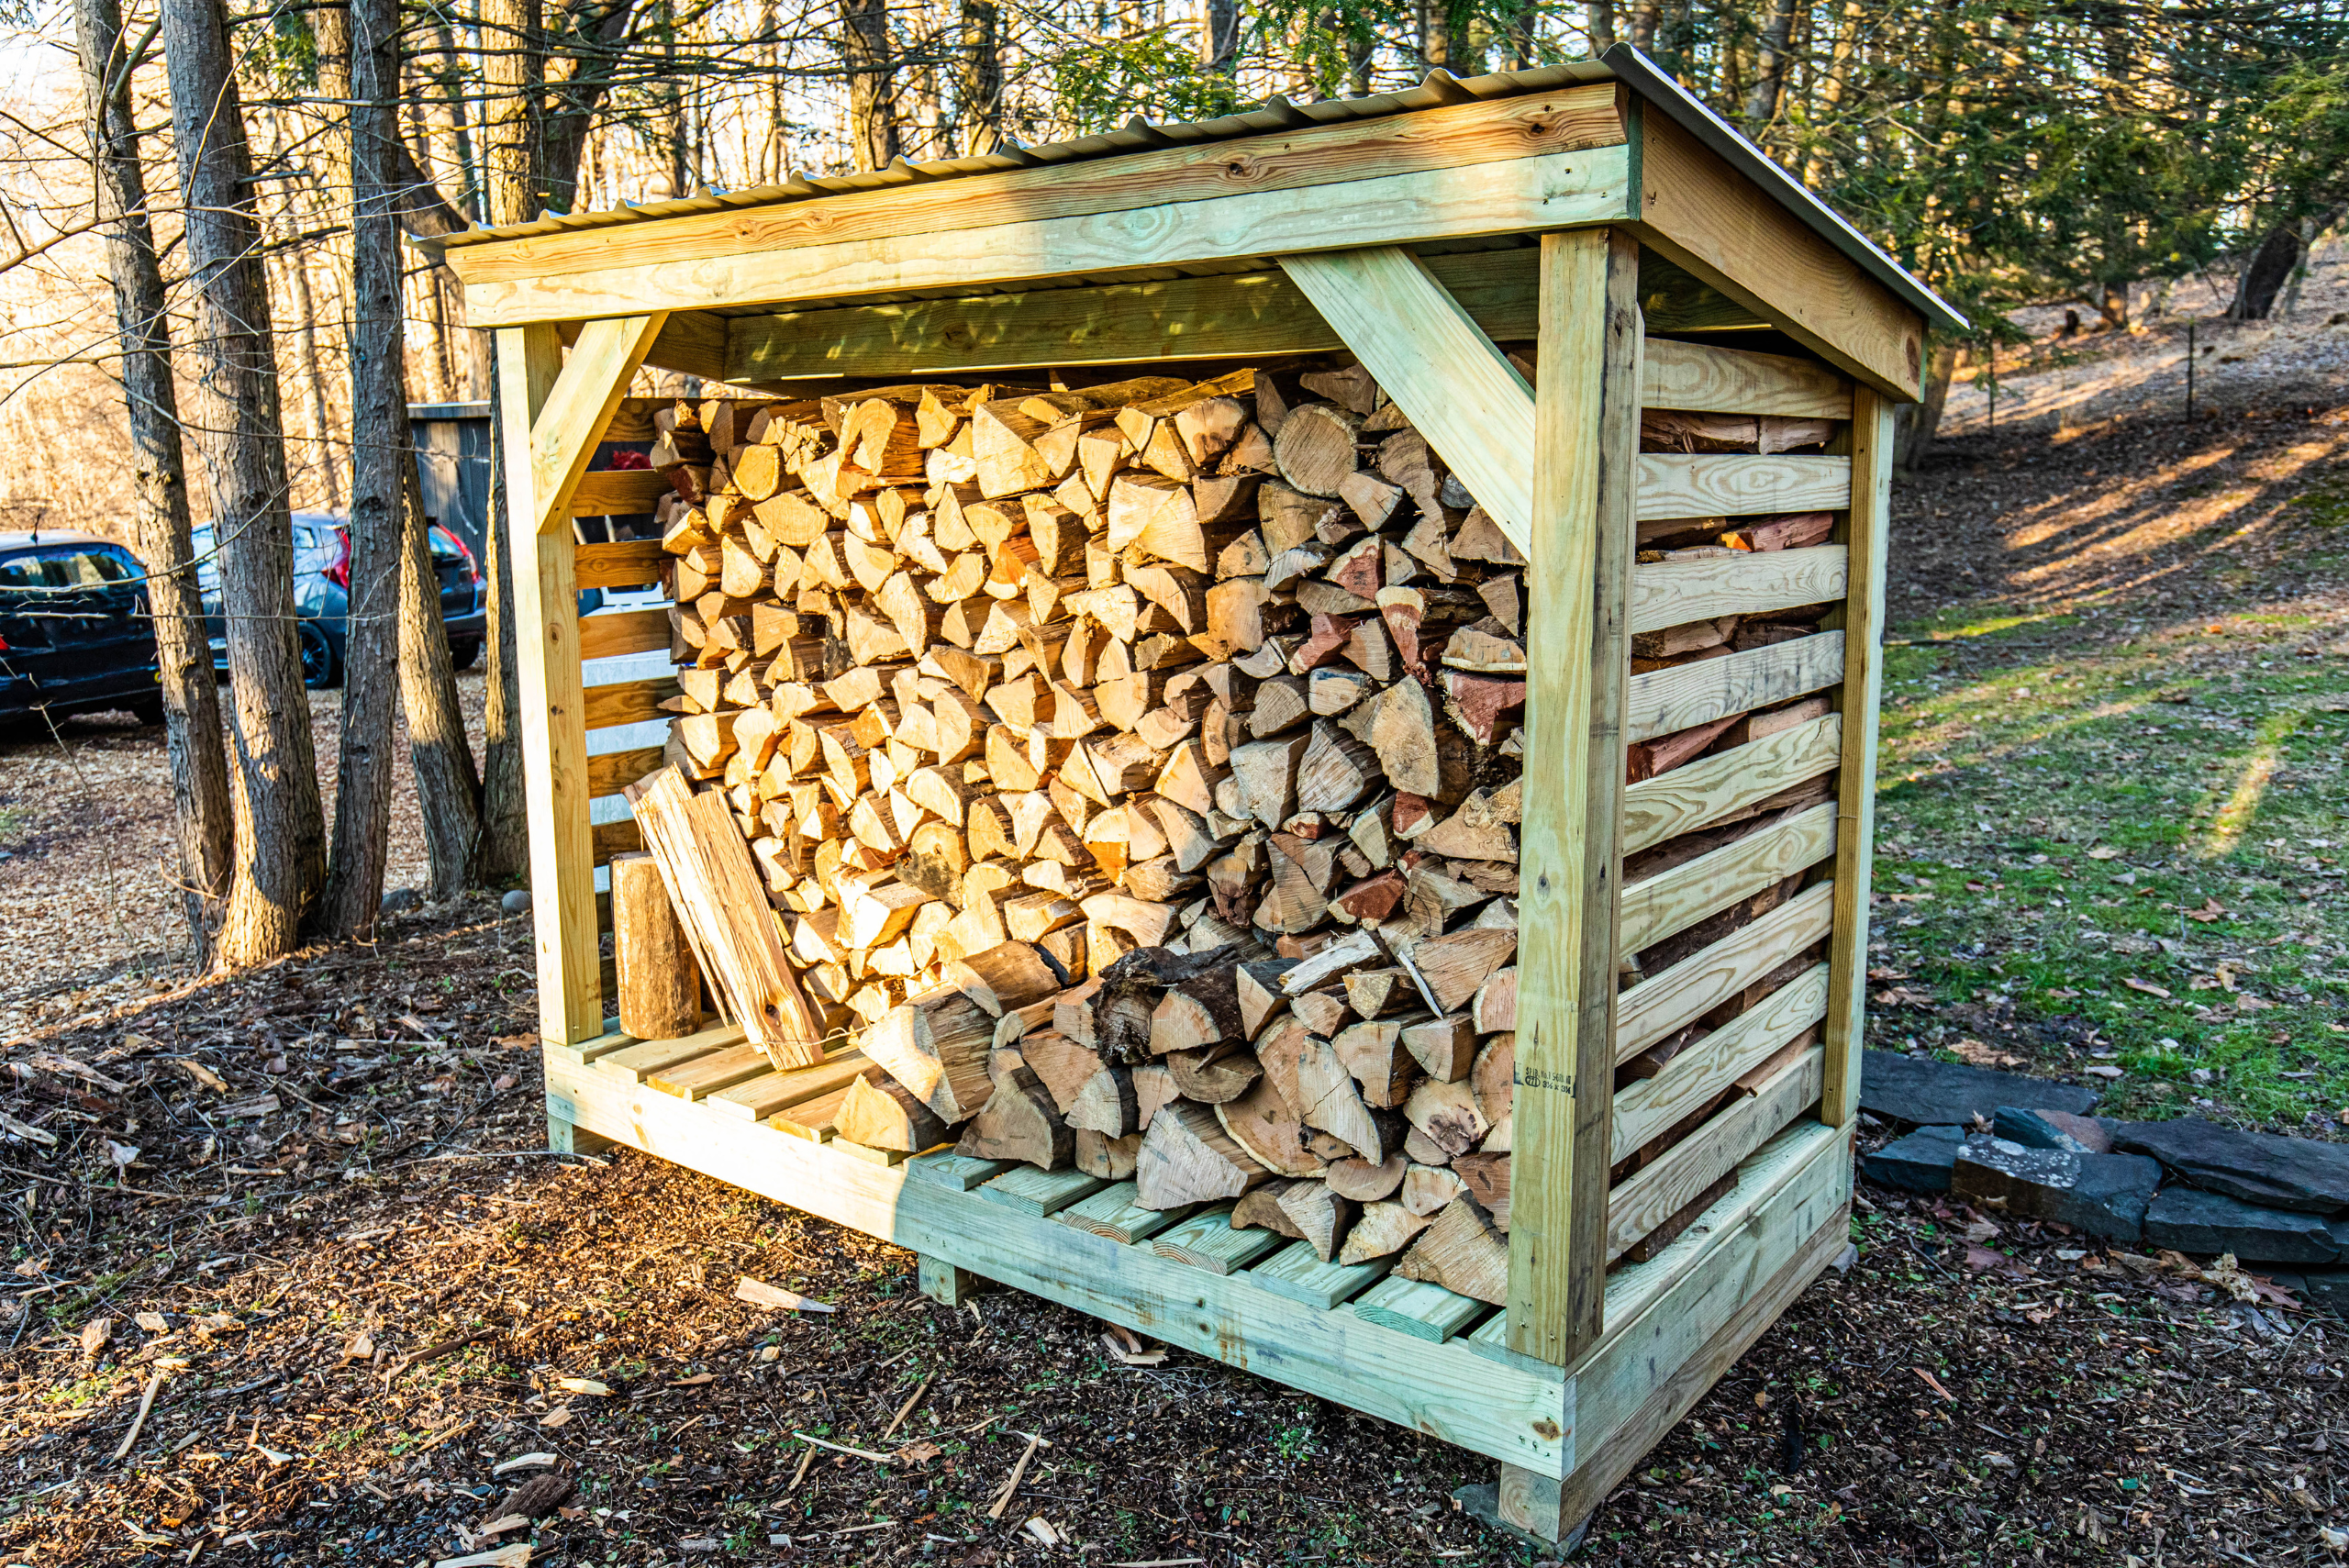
[178,1060,229,1094]
[2087,846,2121,860]
[492,1452,559,1476]
[2121,978,2171,998]
[2084,1064,2123,1079]
[1911,1367,1958,1401]
[492,1073,518,1093]
[668,1372,716,1387]
[2182,898,2226,923]
[106,1140,140,1169]
[553,1377,611,1397]
[80,1318,115,1358]
[735,1276,836,1314]
[893,1440,943,1468]
[135,1311,167,1334]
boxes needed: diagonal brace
[1276,247,1535,552]
[529,311,670,536]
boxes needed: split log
[1400,1015,1476,1082]
[1213,1077,1327,1177]
[1336,1199,1432,1265]
[1395,1195,1508,1304]
[955,1064,1073,1171]
[861,985,996,1123]
[1135,1100,1272,1208]
[1453,1151,1510,1230]
[1272,404,1362,497]
[1295,1035,1388,1162]
[1402,1075,1490,1159]
[835,1073,948,1153]
[1067,1066,1138,1137]
[1020,1030,1105,1113]
[611,852,702,1040]
[1399,1162,1468,1217]
[1167,1046,1262,1104]
[1232,1180,1307,1238]
[1276,1180,1357,1262]
[1075,1128,1142,1180]
[1326,1152,1408,1202]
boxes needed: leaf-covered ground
[0,332,2344,1566]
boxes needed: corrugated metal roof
[435,46,1963,335]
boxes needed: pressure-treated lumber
[611,851,701,1040]
[1613,963,1828,1160]
[1620,714,1842,856]
[1617,801,1838,953]
[1607,1046,1823,1261]
[1628,546,1846,635]
[1824,386,1895,1128]
[1633,453,1850,521]
[1276,247,1535,553]
[1508,226,1638,1369]
[1615,880,1834,1062]
[527,313,670,535]
[1623,631,1843,744]
[1639,339,1852,420]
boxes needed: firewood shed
[431,43,1961,1545]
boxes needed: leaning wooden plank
[1055,1182,1190,1246]
[579,608,674,662]
[1351,1275,1491,1344]
[1614,880,1835,1062]
[544,1052,1571,1473]
[1607,1046,1824,1262]
[707,1048,875,1122]
[596,1021,747,1084]
[528,313,669,535]
[1628,546,1847,636]
[626,766,824,1067]
[574,539,665,591]
[1638,339,1853,420]
[1824,388,1898,1128]
[1276,246,1535,552]
[1246,1239,1394,1311]
[902,1151,1015,1193]
[1634,453,1851,521]
[452,89,1626,304]
[1618,801,1839,953]
[584,675,684,732]
[459,149,1631,329]
[648,1041,775,1101]
[1152,1207,1287,1276]
[1624,631,1843,745]
[1613,964,1830,1160]
[977,1166,1108,1218]
[1620,715,1842,855]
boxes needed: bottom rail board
[543,1036,1851,1481]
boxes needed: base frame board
[542,1032,1848,1488]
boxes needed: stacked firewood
[641,359,1836,1305]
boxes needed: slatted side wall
[1598,344,1861,1266]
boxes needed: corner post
[1820,384,1895,1124]
[497,323,603,1050]
[1508,228,1642,1369]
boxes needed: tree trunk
[1743,0,1798,129]
[1200,0,1238,72]
[841,0,899,172]
[397,440,481,898]
[958,0,1002,154]
[1585,1,1615,50]
[316,0,406,936]
[1893,338,1961,472]
[473,0,543,885]
[73,0,234,967]
[160,0,328,964]
[2232,206,2344,322]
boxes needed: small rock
[1953,1137,2161,1242]
[1993,1106,2114,1154]
[2112,1117,2349,1216]
[1858,1050,2099,1128]
[501,889,533,915]
[2142,1187,2341,1265]
[379,887,420,916]
[1860,1124,1965,1194]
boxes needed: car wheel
[448,639,483,671]
[300,623,341,689]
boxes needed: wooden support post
[1820,385,1894,1126]
[916,1253,994,1307]
[547,1106,618,1156]
[1508,228,1641,1369]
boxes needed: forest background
[0,0,2344,966]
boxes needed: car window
[0,552,50,590]
[429,527,466,566]
[52,550,128,586]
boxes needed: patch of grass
[1869,606,2349,1129]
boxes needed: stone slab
[2141,1186,2343,1265]
[1859,1124,1964,1195]
[1858,1050,2099,1129]
[2110,1117,2349,1216]
[1992,1106,2113,1155]
[1952,1137,2159,1242]
[2299,1270,2349,1321]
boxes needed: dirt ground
[2,301,2347,1566]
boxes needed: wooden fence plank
[1629,545,1846,634]
[581,608,672,662]
[1639,339,1852,419]
[1635,453,1851,520]
[1618,800,1838,953]
[584,675,682,730]
[1620,715,1842,856]
[586,745,666,798]
[1614,880,1835,1062]
[1624,631,1843,744]
[1612,963,1830,1160]
[576,539,664,590]
[571,469,671,517]
[1607,1047,1823,1262]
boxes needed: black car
[192,512,486,688]
[0,531,161,724]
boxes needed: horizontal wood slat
[580,608,673,661]
[460,149,1631,328]
[1615,879,1834,1062]
[454,88,1625,290]
[573,468,671,516]
[592,818,644,864]
[1629,546,1846,634]
[584,675,681,731]
[1635,454,1851,521]
[1639,339,1852,419]
[586,745,666,798]
[1625,631,1844,744]
[576,539,665,590]
[1613,964,1830,1161]
[1618,801,1838,954]
[1606,1047,1823,1262]
[1620,714,1842,856]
